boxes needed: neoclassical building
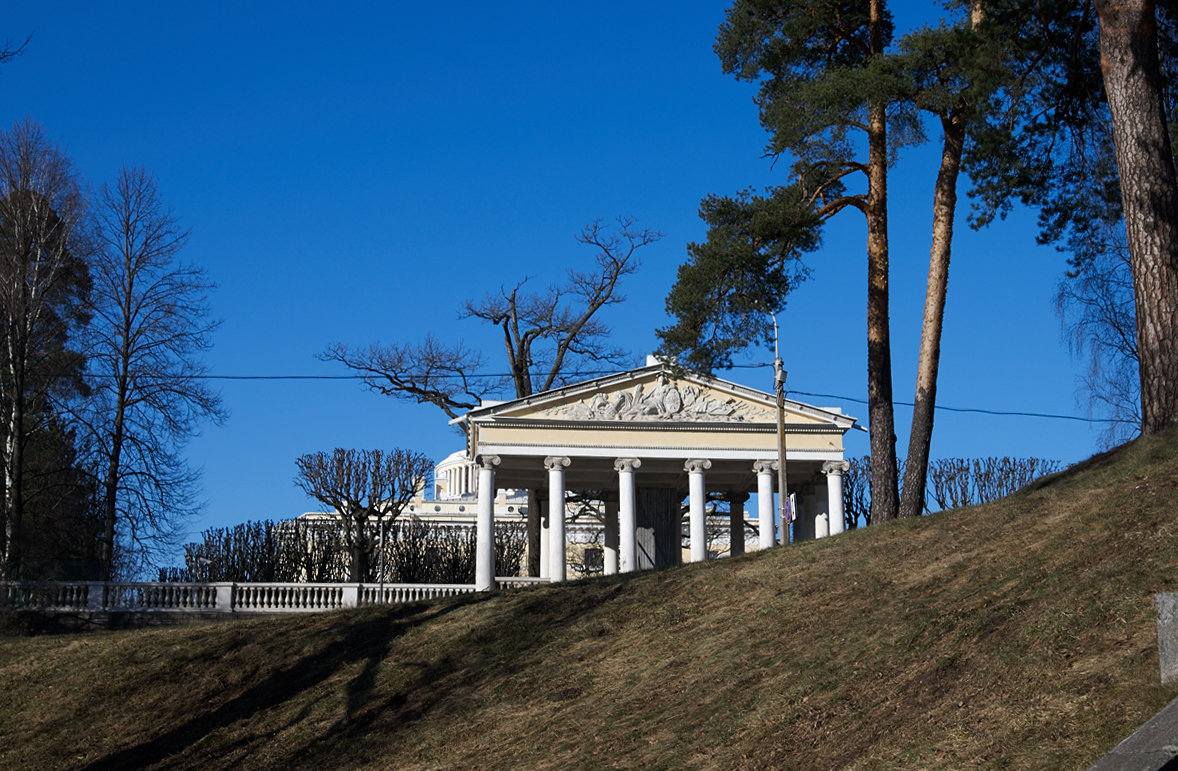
[454,362,858,591]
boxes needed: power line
[153,366,1125,425]
[720,363,1126,426]
[786,389,1126,424]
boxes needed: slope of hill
[4,431,1178,769]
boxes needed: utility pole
[771,314,791,542]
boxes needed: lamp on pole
[770,313,790,541]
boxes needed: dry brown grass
[5,429,1178,769]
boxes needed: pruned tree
[80,166,224,581]
[971,456,1063,503]
[0,120,92,579]
[927,456,1063,510]
[926,457,972,511]
[294,448,433,581]
[177,518,349,583]
[848,454,1060,516]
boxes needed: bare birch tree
[82,166,223,580]
[0,120,91,578]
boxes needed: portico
[461,363,858,591]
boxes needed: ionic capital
[822,460,850,477]
[752,459,779,475]
[684,458,712,474]
[614,457,642,473]
[475,454,500,470]
[544,455,571,471]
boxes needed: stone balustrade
[1,578,546,615]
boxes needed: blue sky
[1,2,1103,554]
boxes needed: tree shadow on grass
[81,596,487,770]
[282,579,632,766]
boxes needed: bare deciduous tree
[294,448,433,582]
[841,456,872,530]
[81,166,224,580]
[1056,232,1140,448]
[0,120,91,578]
[320,218,661,419]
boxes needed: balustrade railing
[1,577,547,615]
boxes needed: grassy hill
[5,431,1178,769]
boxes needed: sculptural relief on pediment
[535,375,775,423]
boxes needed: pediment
[469,367,849,428]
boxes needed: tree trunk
[1098,0,1178,435]
[900,114,966,519]
[99,396,126,582]
[865,74,900,524]
[2,361,24,579]
[351,535,369,583]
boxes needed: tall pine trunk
[1097,0,1178,435]
[900,114,967,519]
[865,0,900,524]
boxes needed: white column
[474,454,500,592]
[815,510,830,539]
[685,459,711,563]
[615,458,640,573]
[754,460,777,549]
[545,456,570,582]
[539,500,551,579]
[603,497,619,575]
[823,460,849,536]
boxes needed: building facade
[454,362,857,590]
